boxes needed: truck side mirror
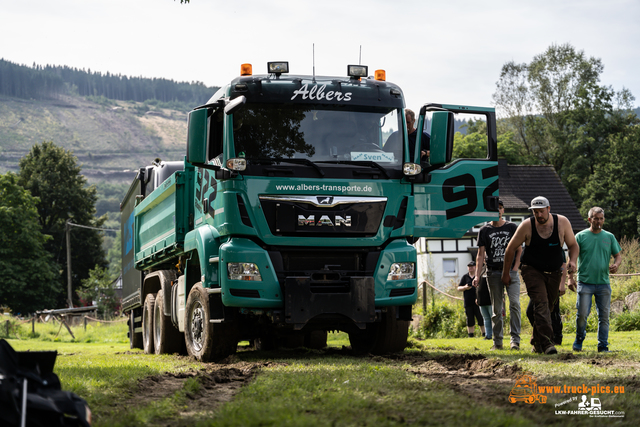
[224,96,246,115]
[186,108,208,165]
[429,111,454,166]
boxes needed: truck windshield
[232,104,404,167]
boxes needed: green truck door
[411,104,499,238]
[412,160,498,238]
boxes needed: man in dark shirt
[502,196,579,355]
[457,261,485,338]
[405,109,430,162]
[475,200,522,351]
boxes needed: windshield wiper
[245,157,325,177]
[320,160,390,179]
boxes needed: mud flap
[284,276,376,330]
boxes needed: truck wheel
[185,283,237,361]
[142,293,156,354]
[305,331,328,349]
[153,289,182,355]
[349,306,409,354]
[128,309,143,349]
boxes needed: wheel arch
[184,224,222,291]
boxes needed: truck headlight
[387,262,415,281]
[227,262,262,281]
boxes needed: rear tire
[349,306,409,354]
[142,293,156,354]
[128,309,143,349]
[185,283,237,361]
[153,289,183,355]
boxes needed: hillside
[0,94,190,182]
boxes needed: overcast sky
[2,0,639,113]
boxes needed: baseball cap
[528,196,550,210]
[498,199,504,207]
[467,261,476,266]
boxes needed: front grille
[259,195,386,237]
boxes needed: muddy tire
[142,293,156,354]
[128,309,143,349]
[185,283,237,361]
[153,289,183,355]
[349,306,409,354]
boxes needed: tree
[580,125,640,239]
[492,43,638,201]
[17,142,107,308]
[0,173,60,314]
[77,266,121,319]
[453,120,537,165]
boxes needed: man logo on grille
[317,196,333,205]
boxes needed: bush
[612,309,640,331]
[418,300,467,339]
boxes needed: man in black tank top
[501,196,579,355]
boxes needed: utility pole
[66,220,73,308]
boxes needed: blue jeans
[573,282,611,351]
[487,270,521,346]
[479,305,493,339]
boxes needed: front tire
[185,283,237,361]
[153,289,182,355]
[142,293,156,354]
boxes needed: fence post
[422,282,427,313]
[32,317,35,334]
[84,316,87,331]
[5,320,9,337]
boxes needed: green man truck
[121,62,499,361]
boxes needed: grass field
[3,318,640,426]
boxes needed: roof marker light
[240,63,253,76]
[375,69,386,81]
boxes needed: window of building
[443,258,458,277]
[508,216,524,225]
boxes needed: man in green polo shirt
[568,207,622,353]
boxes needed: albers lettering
[291,84,352,102]
[298,215,352,227]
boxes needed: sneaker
[531,346,543,354]
[511,343,520,350]
[484,336,492,340]
[491,344,504,350]
[544,346,558,355]
[598,347,610,353]
[572,346,582,352]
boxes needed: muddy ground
[127,346,640,424]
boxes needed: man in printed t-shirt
[474,200,522,351]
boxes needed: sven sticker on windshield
[351,152,395,162]
[291,84,352,102]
